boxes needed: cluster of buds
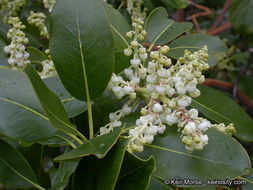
[99,0,235,153]
[43,0,56,12]
[4,17,30,70]
[0,0,26,23]
[100,100,133,135]
[127,0,146,20]
[27,11,49,39]
[39,49,57,79]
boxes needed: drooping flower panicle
[99,0,235,154]
[4,17,30,70]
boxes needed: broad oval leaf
[191,85,253,142]
[230,0,253,34]
[137,126,251,181]
[115,152,155,190]
[44,76,87,118]
[0,139,38,188]
[50,0,114,101]
[24,64,80,138]
[114,50,131,74]
[73,138,128,190]
[145,7,193,47]
[26,46,47,65]
[103,3,131,50]
[167,33,228,66]
[0,68,56,142]
[54,128,122,161]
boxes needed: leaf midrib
[0,159,39,189]
[146,144,223,164]
[192,99,240,127]
[0,96,48,121]
[110,25,130,48]
[148,21,174,52]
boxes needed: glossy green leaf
[50,0,114,101]
[115,152,155,190]
[158,0,190,9]
[94,88,118,105]
[148,177,172,190]
[26,46,47,65]
[24,64,79,137]
[0,139,38,189]
[44,76,87,118]
[24,21,49,49]
[167,33,228,66]
[114,50,131,74]
[49,158,79,189]
[0,23,10,43]
[230,0,253,34]
[241,172,253,190]
[0,38,8,66]
[145,7,193,46]
[103,3,131,50]
[0,68,56,142]
[73,138,128,190]
[54,128,122,161]
[191,85,253,142]
[137,126,251,181]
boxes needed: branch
[209,0,231,30]
[203,79,253,111]
[174,9,184,22]
[190,1,212,33]
[206,21,232,35]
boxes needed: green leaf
[54,128,122,161]
[24,64,80,138]
[114,50,131,74]
[115,152,155,190]
[241,172,253,190]
[137,126,251,181]
[0,38,8,66]
[230,0,253,34]
[145,7,193,47]
[49,155,79,190]
[0,139,38,189]
[158,0,190,9]
[103,3,131,50]
[24,21,49,49]
[0,68,56,142]
[94,88,118,105]
[44,76,87,118]
[191,85,253,142]
[26,46,47,65]
[148,177,172,190]
[50,0,114,101]
[73,138,128,190]
[167,33,228,66]
[0,23,10,43]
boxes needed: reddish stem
[209,0,231,30]
[203,79,253,110]
[207,21,232,35]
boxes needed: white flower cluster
[99,0,235,153]
[27,11,49,39]
[4,17,30,70]
[0,0,26,23]
[100,100,133,135]
[43,0,56,12]
[39,49,57,79]
[127,0,146,20]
